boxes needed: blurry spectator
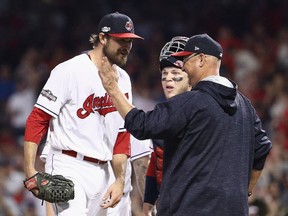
[279,171,288,215]
[0,157,24,216]
[233,34,260,91]
[0,126,18,149]
[277,28,288,70]
[0,64,15,124]
[0,159,14,216]
[6,80,35,144]
[249,197,269,216]
[267,180,282,216]
[217,26,242,78]
[0,64,15,102]
[0,143,46,216]
[15,47,48,95]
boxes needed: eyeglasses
[182,53,200,70]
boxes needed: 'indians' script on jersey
[77,93,129,118]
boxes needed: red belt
[62,150,107,165]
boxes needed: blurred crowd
[0,0,288,215]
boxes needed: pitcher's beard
[103,47,128,68]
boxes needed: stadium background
[0,0,288,215]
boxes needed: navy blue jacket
[125,80,272,216]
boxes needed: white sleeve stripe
[130,150,151,161]
[119,127,127,132]
[35,103,58,118]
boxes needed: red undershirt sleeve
[24,107,52,144]
[144,151,158,204]
[113,131,131,157]
[146,151,156,177]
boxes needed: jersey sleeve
[113,131,131,157]
[130,135,152,161]
[35,65,71,117]
[24,107,52,144]
[252,109,272,170]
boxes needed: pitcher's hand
[100,179,124,209]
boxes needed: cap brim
[171,51,194,57]
[160,58,178,70]
[109,33,144,40]
[160,57,183,70]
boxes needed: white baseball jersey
[35,53,132,161]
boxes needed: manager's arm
[99,57,134,119]
[248,169,262,196]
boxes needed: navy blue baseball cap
[98,12,144,40]
[172,33,223,59]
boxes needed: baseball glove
[23,172,75,203]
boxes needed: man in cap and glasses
[98,33,272,216]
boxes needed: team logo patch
[77,93,129,118]
[101,26,111,33]
[125,21,133,31]
[41,89,57,102]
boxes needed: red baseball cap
[98,12,144,40]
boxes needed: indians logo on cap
[174,60,183,68]
[125,21,133,31]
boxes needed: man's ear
[98,33,108,45]
[198,54,206,68]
